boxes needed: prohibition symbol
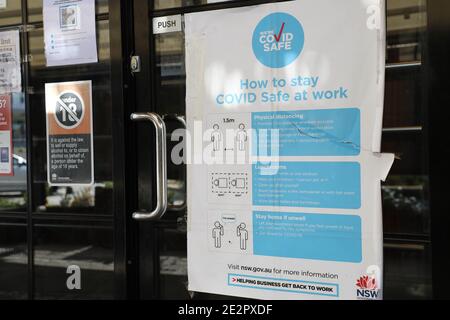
[54,91,85,129]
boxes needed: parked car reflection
[0,155,27,194]
[0,155,27,211]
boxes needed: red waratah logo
[356,275,377,290]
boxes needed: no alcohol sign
[55,92,85,129]
[45,81,94,186]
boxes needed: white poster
[0,30,22,94]
[185,0,394,300]
[43,0,98,67]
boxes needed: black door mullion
[133,0,162,300]
[21,0,35,301]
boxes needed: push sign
[153,15,182,34]
[45,81,94,186]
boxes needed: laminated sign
[43,0,98,67]
[0,94,12,176]
[0,30,22,94]
[185,0,395,300]
[45,81,94,186]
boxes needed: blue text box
[253,211,362,263]
[252,108,360,157]
[252,162,361,209]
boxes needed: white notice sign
[43,0,98,67]
[0,30,21,94]
[185,0,394,300]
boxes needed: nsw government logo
[252,12,304,68]
[356,275,381,300]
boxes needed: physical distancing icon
[236,123,247,151]
[211,123,222,152]
[237,223,248,250]
[212,221,224,248]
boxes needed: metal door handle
[131,112,168,220]
[163,114,187,212]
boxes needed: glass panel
[382,0,431,299]
[159,226,189,299]
[33,220,114,299]
[0,93,27,212]
[0,0,22,26]
[0,2,26,213]
[155,31,187,216]
[387,0,427,64]
[0,218,27,299]
[382,0,429,236]
[154,30,189,297]
[155,32,185,114]
[384,67,423,128]
[382,176,430,235]
[382,130,429,236]
[28,0,109,23]
[28,20,113,214]
[384,241,432,299]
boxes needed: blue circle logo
[252,12,304,68]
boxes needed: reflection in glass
[33,222,113,299]
[155,32,187,218]
[0,93,27,212]
[155,0,207,10]
[0,219,27,299]
[0,0,21,26]
[382,175,430,235]
[159,227,189,299]
[384,67,423,128]
[387,0,427,64]
[384,242,432,299]
[382,0,431,300]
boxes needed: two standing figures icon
[212,221,248,250]
[211,123,248,152]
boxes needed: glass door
[0,0,122,300]
[130,0,288,300]
[129,0,440,300]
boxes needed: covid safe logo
[252,12,304,68]
[54,91,85,129]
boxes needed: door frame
[109,0,136,299]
